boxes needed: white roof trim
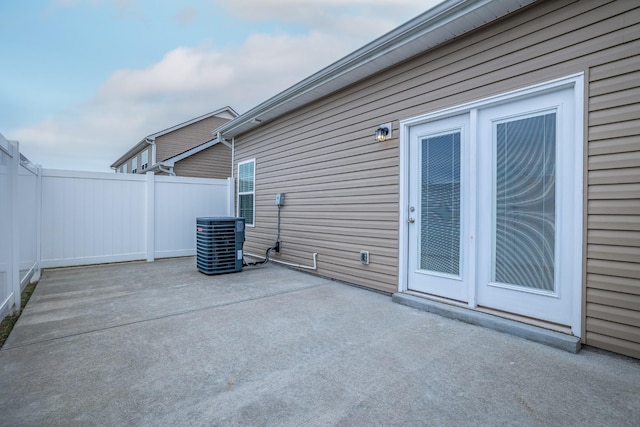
[216,0,536,138]
[162,138,220,167]
[137,137,222,174]
[147,106,237,141]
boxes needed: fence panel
[40,170,147,268]
[18,158,39,288]
[154,175,231,258]
[40,171,232,268]
[0,135,15,317]
[2,151,232,321]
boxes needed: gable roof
[216,0,536,139]
[111,106,238,169]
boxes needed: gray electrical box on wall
[275,193,285,206]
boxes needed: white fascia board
[148,106,238,140]
[162,138,220,167]
[216,0,535,138]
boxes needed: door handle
[408,217,415,224]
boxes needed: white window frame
[237,159,256,227]
[122,164,127,174]
[131,157,137,174]
[141,150,148,170]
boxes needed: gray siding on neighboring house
[172,143,232,179]
[156,116,229,162]
[233,0,639,356]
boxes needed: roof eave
[148,106,238,140]
[216,0,536,138]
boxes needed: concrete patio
[1,257,638,426]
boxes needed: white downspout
[231,137,235,216]
[146,137,156,165]
[158,164,175,176]
[231,136,235,180]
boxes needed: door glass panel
[420,131,460,275]
[494,113,555,291]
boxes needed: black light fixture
[375,123,392,142]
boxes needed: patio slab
[1,257,639,426]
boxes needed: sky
[1,0,442,172]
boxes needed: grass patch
[0,280,39,349]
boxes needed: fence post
[33,164,42,282]
[9,141,21,312]
[227,177,234,217]
[146,171,155,262]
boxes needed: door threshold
[393,291,581,353]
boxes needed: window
[237,159,255,226]
[494,112,556,291]
[421,130,461,276]
[131,157,137,174]
[122,164,127,173]
[141,150,148,170]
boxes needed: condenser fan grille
[196,217,245,275]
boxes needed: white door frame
[398,73,584,335]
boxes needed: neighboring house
[215,0,640,358]
[110,106,238,178]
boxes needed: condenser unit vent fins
[196,217,245,275]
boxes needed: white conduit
[245,252,318,271]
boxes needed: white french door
[404,78,582,329]
[475,87,577,325]
[407,114,470,302]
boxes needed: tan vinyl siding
[238,137,400,293]
[172,143,231,179]
[233,0,640,355]
[156,116,229,162]
[586,36,640,358]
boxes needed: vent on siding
[196,217,245,275]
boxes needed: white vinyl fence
[0,136,20,318]
[40,170,232,267]
[0,133,233,319]
[18,155,40,286]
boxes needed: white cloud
[97,47,231,99]
[175,6,197,25]
[216,0,437,36]
[14,31,352,171]
[16,0,442,171]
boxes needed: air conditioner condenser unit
[196,217,245,275]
